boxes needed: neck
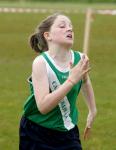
[48,44,71,63]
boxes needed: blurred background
[0,0,116,150]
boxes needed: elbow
[35,96,50,115]
[35,94,55,115]
[37,104,49,115]
[39,109,48,115]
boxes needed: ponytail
[29,13,63,53]
[29,32,48,53]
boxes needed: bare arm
[32,56,74,114]
[32,55,90,114]
[81,74,97,139]
[81,75,97,116]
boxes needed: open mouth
[66,34,72,39]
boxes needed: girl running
[19,13,97,150]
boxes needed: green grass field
[0,2,116,150]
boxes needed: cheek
[51,30,63,41]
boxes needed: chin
[57,40,73,49]
[64,44,73,49]
[65,41,73,48]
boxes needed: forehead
[53,15,72,25]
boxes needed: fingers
[82,54,89,61]
[74,54,89,71]
[83,67,91,75]
[83,112,95,140]
[80,54,89,68]
[69,54,90,83]
[82,55,89,68]
[83,127,91,140]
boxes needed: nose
[67,25,73,32]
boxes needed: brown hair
[29,13,62,53]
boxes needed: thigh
[19,117,56,150]
[19,117,33,150]
[19,117,82,150]
[65,126,82,150]
[19,117,42,150]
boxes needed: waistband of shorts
[21,115,78,136]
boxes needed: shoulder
[32,54,46,75]
[33,55,44,65]
[32,53,47,68]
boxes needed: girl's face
[48,15,74,48]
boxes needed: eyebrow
[59,20,72,25]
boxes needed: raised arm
[32,54,90,114]
[32,56,74,114]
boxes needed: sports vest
[23,50,82,131]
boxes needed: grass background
[0,2,116,150]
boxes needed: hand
[83,126,91,140]
[83,111,96,140]
[69,54,90,84]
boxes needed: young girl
[19,13,97,150]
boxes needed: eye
[59,25,65,28]
[59,23,66,28]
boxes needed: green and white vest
[23,50,82,131]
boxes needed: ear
[43,32,52,41]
